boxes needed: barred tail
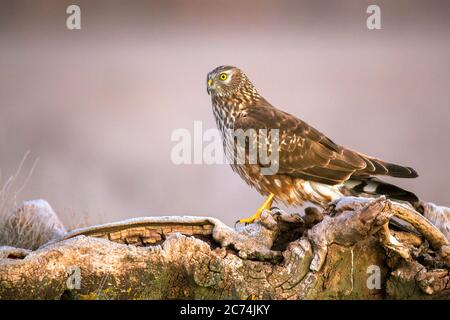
[343,177,419,206]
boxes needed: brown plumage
[207,65,419,209]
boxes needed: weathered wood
[0,197,449,300]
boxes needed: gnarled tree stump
[0,197,449,299]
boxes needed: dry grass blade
[0,152,47,250]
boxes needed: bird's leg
[236,193,275,225]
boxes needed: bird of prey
[207,65,419,224]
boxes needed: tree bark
[0,197,449,300]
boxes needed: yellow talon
[236,193,275,225]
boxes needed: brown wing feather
[234,103,366,185]
[352,153,418,178]
[234,101,417,185]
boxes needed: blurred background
[0,0,449,227]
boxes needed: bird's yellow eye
[219,73,228,81]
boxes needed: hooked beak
[207,78,214,95]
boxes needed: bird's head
[207,65,253,97]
